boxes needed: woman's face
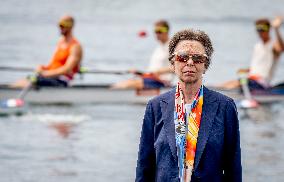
[172,40,207,84]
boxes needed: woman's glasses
[173,52,208,64]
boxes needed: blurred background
[0,0,284,181]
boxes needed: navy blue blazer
[135,87,242,182]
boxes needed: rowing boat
[212,87,284,104]
[0,84,284,105]
[0,84,169,105]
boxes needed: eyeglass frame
[171,52,208,64]
[154,26,168,34]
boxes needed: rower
[111,20,175,90]
[11,15,83,88]
[216,16,284,90]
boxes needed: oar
[0,65,133,75]
[0,66,34,72]
[238,71,259,108]
[0,75,37,111]
[79,67,131,75]
[17,75,37,99]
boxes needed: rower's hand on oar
[26,74,38,84]
[35,65,50,77]
[128,69,144,76]
[35,65,44,73]
[128,68,137,74]
[128,69,161,77]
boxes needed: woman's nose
[185,58,194,66]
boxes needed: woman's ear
[203,67,207,74]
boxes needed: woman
[135,29,242,182]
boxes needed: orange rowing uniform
[43,38,80,80]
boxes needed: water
[239,103,284,181]
[0,104,144,182]
[1,0,284,181]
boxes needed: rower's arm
[41,44,60,70]
[40,44,83,78]
[272,17,284,59]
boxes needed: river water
[0,0,284,181]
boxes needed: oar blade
[238,99,259,109]
[0,99,26,116]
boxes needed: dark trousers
[35,76,68,87]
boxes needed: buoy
[138,30,147,38]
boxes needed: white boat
[0,84,169,105]
[0,84,284,105]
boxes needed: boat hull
[1,85,284,105]
[0,85,169,105]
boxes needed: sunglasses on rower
[256,24,270,32]
[58,20,73,29]
[172,52,208,64]
[154,26,168,34]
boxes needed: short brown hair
[155,20,170,31]
[255,18,270,27]
[169,29,214,69]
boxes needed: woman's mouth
[183,70,196,75]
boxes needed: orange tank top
[45,38,80,80]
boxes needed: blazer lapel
[194,87,219,170]
[160,89,178,162]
